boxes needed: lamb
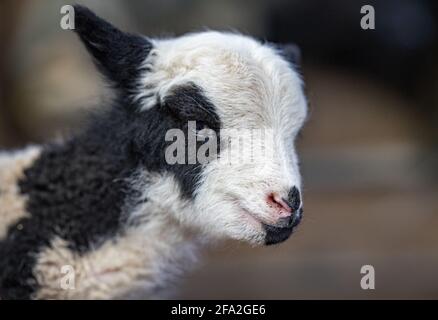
[0,5,307,299]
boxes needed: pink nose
[267,193,292,218]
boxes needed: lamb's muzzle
[263,186,303,245]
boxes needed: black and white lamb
[0,5,307,299]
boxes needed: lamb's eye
[162,83,221,130]
[195,121,208,131]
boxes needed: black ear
[279,43,302,66]
[73,5,152,91]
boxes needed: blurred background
[0,0,437,299]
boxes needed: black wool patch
[0,84,221,299]
[0,110,138,299]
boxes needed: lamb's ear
[278,43,302,67]
[73,5,152,91]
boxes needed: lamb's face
[141,33,307,245]
[73,6,307,246]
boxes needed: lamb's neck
[114,196,204,298]
[128,173,205,249]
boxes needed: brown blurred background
[0,0,437,299]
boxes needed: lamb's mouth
[230,195,298,241]
[262,224,294,245]
[238,206,297,240]
[262,209,302,245]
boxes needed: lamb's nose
[269,193,292,217]
[268,187,302,227]
[268,186,302,219]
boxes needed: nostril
[268,192,292,213]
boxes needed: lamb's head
[74,6,307,246]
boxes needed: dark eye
[195,121,208,131]
[161,83,220,130]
